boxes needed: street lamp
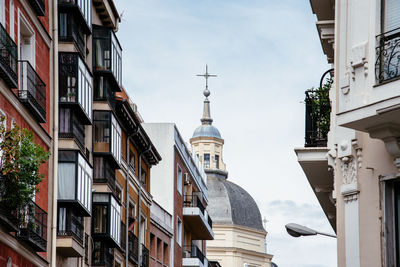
[285,223,336,238]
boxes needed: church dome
[207,176,265,232]
[192,124,222,139]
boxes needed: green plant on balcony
[306,79,332,140]
[0,117,49,213]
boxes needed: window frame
[177,165,182,195]
[176,217,182,247]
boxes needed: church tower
[190,66,228,178]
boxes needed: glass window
[93,205,107,234]
[204,153,210,169]
[215,155,220,169]
[141,167,147,187]
[177,166,182,195]
[129,150,135,171]
[58,163,76,200]
[176,217,182,246]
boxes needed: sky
[117,0,336,266]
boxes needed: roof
[207,176,265,232]
[192,124,222,139]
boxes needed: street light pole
[285,223,336,238]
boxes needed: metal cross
[197,65,217,90]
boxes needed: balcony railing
[59,108,86,150]
[93,25,122,91]
[184,194,205,214]
[28,0,45,16]
[18,60,46,123]
[183,244,205,264]
[93,156,116,193]
[58,0,92,33]
[304,88,330,147]
[59,53,93,124]
[57,210,84,245]
[128,232,139,263]
[375,28,400,83]
[0,23,17,88]
[17,200,47,252]
[142,244,150,267]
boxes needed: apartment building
[296,0,400,266]
[55,0,161,266]
[143,123,214,267]
[0,0,55,266]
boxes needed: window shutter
[385,0,400,33]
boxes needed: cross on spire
[197,65,217,91]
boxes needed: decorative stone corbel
[350,42,368,80]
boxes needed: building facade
[0,0,55,266]
[296,0,400,266]
[143,123,214,267]
[190,77,273,267]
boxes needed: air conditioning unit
[184,173,190,185]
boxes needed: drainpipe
[138,144,151,267]
[125,125,139,267]
[50,0,59,265]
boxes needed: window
[384,179,400,266]
[129,149,135,171]
[383,0,400,33]
[177,165,182,195]
[18,12,35,66]
[139,216,146,245]
[0,0,4,25]
[115,183,122,203]
[203,153,210,169]
[214,155,220,169]
[163,243,169,266]
[176,217,182,246]
[141,167,147,187]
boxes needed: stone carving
[350,42,368,80]
[341,156,357,185]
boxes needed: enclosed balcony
[93,75,116,109]
[92,193,121,247]
[59,53,93,125]
[57,207,85,257]
[17,200,47,252]
[58,0,92,34]
[304,88,330,147]
[59,12,86,56]
[128,232,139,263]
[182,244,208,267]
[93,25,122,91]
[58,150,93,217]
[18,60,46,123]
[92,240,114,267]
[93,111,122,168]
[142,244,150,267]
[183,194,214,240]
[28,0,45,16]
[0,23,17,88]
[59,108,86,150]
[93,156,117,195]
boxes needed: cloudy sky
[117,0,336,266]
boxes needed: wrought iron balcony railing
[17,200,47,252]
[142,244,150,267]
[128,232,139,263]
[182,244,205,264]
[376,28,400,83]
[0,23,18,88]
[28,0,45,16]
[18,60,46,123]
[304,88,330,147]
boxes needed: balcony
[58,0,92,34]
[128,232,139,263]
[18,60,46,123]
[59,108,86,151]
[17,200,47,252]
[0,202,19,232]
[93,111,122,168]
[28,0,45,16]
[0,23,17,88]
[304,89,330,147]
[142,244,149,267]
[57,207,85,257]
[92,193,121,247]
[182,244,209,267]
[92,240,114,267]
[93,75,116,109]
[59,12,86,56]
[183,194,214,240]
[93,25,122,91]
[59,53,93,125]
[336,28,400,143]
[93,156,117,195]
[58,150,93,216]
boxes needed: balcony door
[18,13,35,66]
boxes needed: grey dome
[192,124,222,139]
[207,176,265,232]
